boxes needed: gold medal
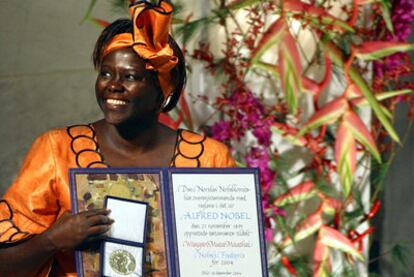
[109,249,137,275]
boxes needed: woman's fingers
[87,214,114,227]
[44,209,115,251]
[80,208,111,218]
[88,224,112,236]
[82,210,115,237]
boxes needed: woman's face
[95,47,161,126]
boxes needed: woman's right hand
[43,208,114,251]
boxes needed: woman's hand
[43,208,114,251]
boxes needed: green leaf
[226,0,263,10]
[323,42,400,143]
[172,0,185,16]
[344,111,381,162]
[175,17,212,44]
[274,181,317,206]
[282,211,323,247]
[280,51,301,114]
[352,89,413,106]
[320,226,364,261]
[379,0,394,33]
[343,207,365,222]
[250,18,287,64]
[349,68,400,143]
[276,214,294,240]
[109,0,129,15]
[235,160,247,167]
[271,125,306,146]
[252,62,279,77]
[315,179,339,199]
[391,244,410,270]
[376,89,412,101]
[372,159,389,181]
[288,256,313,277]
[356,42,414,61]
[298,97,348,136]
[81,0,98,24]
[336,122,357,196]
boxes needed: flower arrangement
[84,0,414,275]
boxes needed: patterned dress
[0,125,235,276]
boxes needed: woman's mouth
[106,98,128,105]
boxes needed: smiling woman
[96,49,158,124]
[0,1,235,276]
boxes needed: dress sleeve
[213,141,237,168]
[205,138,237,168]
[0,132,59,244]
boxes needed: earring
[162,93,173,110]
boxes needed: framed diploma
[70,167,268,277]
[162,168,268,277]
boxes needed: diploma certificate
[164,168,268,277]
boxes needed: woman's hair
[92,19,186,112]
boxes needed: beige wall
[0,1,206,196]
[0,1,124,194]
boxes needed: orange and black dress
[0,124,235,276]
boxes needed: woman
[0,1,235,276]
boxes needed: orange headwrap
[103,0,178,103]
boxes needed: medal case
[99,196,149,277]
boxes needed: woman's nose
[108,79,124,93]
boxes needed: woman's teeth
[107,99,127,105]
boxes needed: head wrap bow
[103,0,178,103]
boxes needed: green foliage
[175,17,213,45]
[81,1,414,276]
[370,159,389,200]
[379,0,394,34]
[391,244,411,271]
[289,256,313,277]
[332,265,359,277]
[81,0,97,23]
[109,0,129,15]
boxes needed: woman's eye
[125,74,143,81]
[100,71,111,78]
